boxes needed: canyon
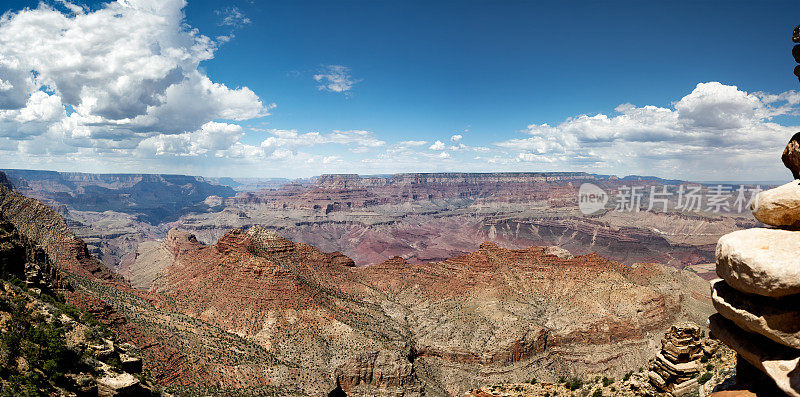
[0,169,737,395]
[2,169,763,284]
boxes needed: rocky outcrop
[712,280,800,349]
[0,212,157,396]
[782,133,800,179]
[0,172,12,190]
[143,226,714,395]
[715,228,800,298]
[648,323,705,396]
[708,131,800,396]
[709,314,799,396]
[164,228,203,258]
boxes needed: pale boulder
[750,180,800,227]
[715,228,800,297]
[96,371,142,397]
[709,314,800,397]
[711,279,800,349]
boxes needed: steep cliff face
[145,226,714,396]
[0,174,121,282]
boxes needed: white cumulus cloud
[429,140,445,150]
[0,0,268,149]
[496,82,800,179]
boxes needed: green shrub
[698,372,713,384]
[107,356,123,370]
[592,388,603,397]
[602,376,614,387]
[565,378,583,390]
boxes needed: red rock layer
[145,226,701,395]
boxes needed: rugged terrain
[121,222,714,395]
[0,202,158,395]
[0,170,733,395]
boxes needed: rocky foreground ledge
[705,132,800,396]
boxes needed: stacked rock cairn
[707,132,800,396]
[649,322,714,395]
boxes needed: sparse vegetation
[564,377,583,390]
[698,372,713,384]
[0,290,82,395]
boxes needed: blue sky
[0,0,799,180]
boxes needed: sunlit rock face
[143,225,712,395]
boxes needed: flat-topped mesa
[648,323,706,396]
[241,172,602,210]
[378,256,408,267]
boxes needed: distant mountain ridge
[2,169,236,224]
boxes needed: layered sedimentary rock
[146,225,714,395]
[712,280,800,349]
[0,170,718,395]
[237,172,598,210]
[648,323,704,396]
[9,168,744,274]
[709,314,800,396]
